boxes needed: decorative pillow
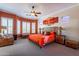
[46,32,50,35]
[50,32,55,35]
[42,31,51,35]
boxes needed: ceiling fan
[26,6,41,17]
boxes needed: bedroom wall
[45,5,79,41]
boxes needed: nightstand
[56,35,65,45]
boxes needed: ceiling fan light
[31,13,35,16]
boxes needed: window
[1,17,7,34]
[26,22,30,34]
[7,19,13,34]
[17,20,20,34]
[32,23,35,33]
[22,22,27,34]
[1,17,13,35]
[61,16,70,24]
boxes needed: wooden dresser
[65,39,79,49]
[0,37,14,47]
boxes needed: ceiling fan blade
[35,14,38,17]
[36,12,41,14]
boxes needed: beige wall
[51,5,79,41]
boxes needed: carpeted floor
[0,39,79,56]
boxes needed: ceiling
[0,3,76,19]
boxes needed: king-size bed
[28,32,55,47]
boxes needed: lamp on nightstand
[57,26,63,35]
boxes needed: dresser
[0,37,14,47]
[65,39,79,49]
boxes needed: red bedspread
[28,32,55,47]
